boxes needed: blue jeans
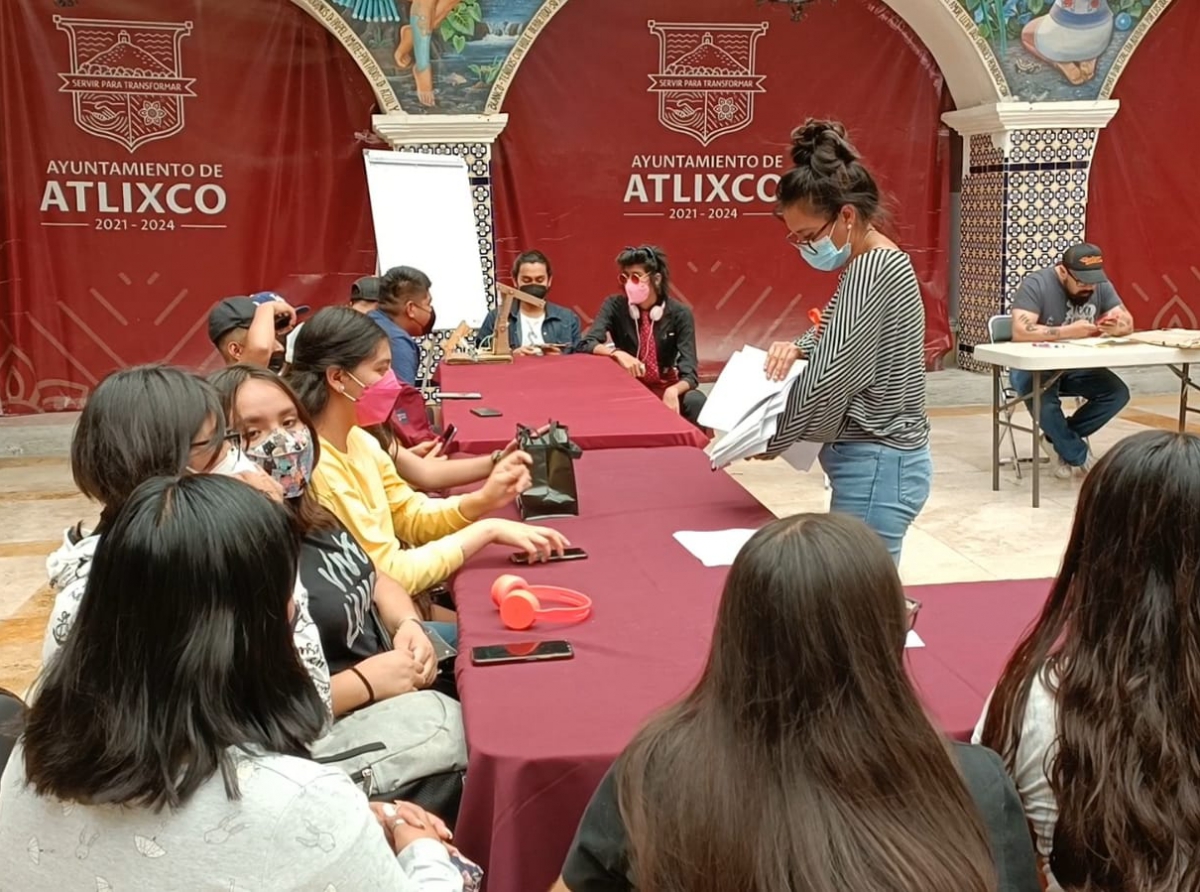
[1008,368,1130,466]
[818,441,932,564]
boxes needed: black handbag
[516,421,583,520]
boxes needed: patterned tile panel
[957,129,1101,373]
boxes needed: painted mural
[331,0,541,113]
[955,0,1154,100]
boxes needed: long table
[450,447,1051,891]
[973,339,1200,506]
[438,354,709,453]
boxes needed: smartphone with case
[510,547,588,565]
[470,407,503,418]
[471,640,573,665]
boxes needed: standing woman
[761,119,932,562]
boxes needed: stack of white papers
[699,346,820,471]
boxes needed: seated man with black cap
[208,292,302,372]
[285,276,381,365]
[1009,242,1134,477]
[477,250,581,355]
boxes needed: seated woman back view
[977,430,1200,892]
[557,513,1039,892]
[1,475,463,890]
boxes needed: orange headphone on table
[491,574,593,631]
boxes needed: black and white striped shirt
[766,248,929,454]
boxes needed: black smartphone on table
[471,640,574,666]
[470,407,503,418]
[510,547,588,565]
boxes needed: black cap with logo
[1062,243,1108,286]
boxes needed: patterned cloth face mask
[244,426,314,499]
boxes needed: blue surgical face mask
[796,217,852,272]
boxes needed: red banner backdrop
[1088,0,1200,332]
[0,0,379,413]
[491,0,952,377]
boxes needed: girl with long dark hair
[41,365,332,712]
[2,475,465,890]
[285,307,569,598]
[556,513,1039,892]
[978,430,1200,891]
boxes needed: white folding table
[972,340,1200,507]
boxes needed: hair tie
[349,666,375,705]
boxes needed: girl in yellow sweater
[286,308,568,602]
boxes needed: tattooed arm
[1011,309,1097,342]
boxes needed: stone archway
[485,0,1011,116]
[288,0,403,113]
[1099,0,1176,99]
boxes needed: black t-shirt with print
[299,526,389,676]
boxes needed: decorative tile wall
[957,129,1099,372]
[388,141,496,393]
[957,136,1005,373]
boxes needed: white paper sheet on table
[672,528,759,567]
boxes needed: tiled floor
[1,393,1194,696]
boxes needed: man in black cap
[208,292,302,371]
[348,275,382,311]
[1008,242,1134,476]
[284,277,380,365]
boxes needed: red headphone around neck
[491,574,593,631]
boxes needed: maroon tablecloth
[450,446,1051,891]
[439,354,709,454]
[905,577,1049,740]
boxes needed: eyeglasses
[618,271,653,285]
[188,430,243,472]
[904,597,922,632]
[785,216,837,249]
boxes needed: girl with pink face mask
[578,245,708,428]
[285,308,571,612]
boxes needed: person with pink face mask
[579,245,707,427]
[286,308,570,602]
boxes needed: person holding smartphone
[1008,244,1133,477]
[208,291,305,373]
[286,308,571,600]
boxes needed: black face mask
[420,306,437,337]
[519,284,549,301]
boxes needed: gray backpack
[310,690,468,820]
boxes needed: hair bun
[789,118,859,169]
